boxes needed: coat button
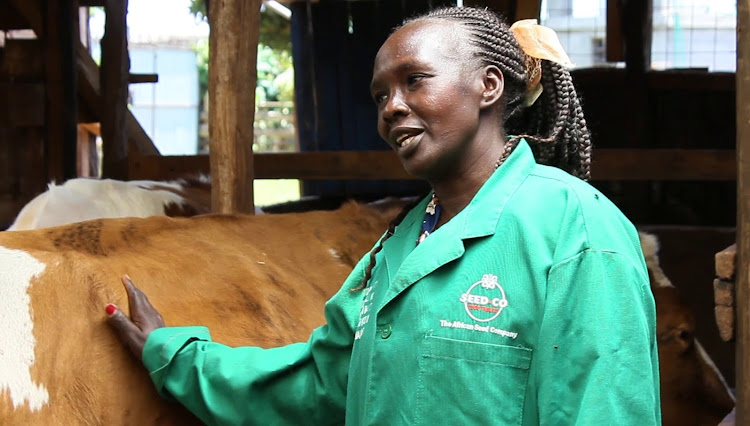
[380,324,392,339]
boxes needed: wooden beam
[647,71,735,92]
[79,122,101,136]
[606,0,624,62]
[100,0,130,179]
[75,41,159,156]
[7,0,43,37]
[513,0,541,20]
[208,0,260,214]
[572,68,736,92]
[0,2,33,31]
[44,0,78,182]
[622,0,652,72]
[621,0,653,149]
[593,149,736,180]
[736,0,750,423]
[77,124,98,177]
[128,73,158,84]
[128,149,738,182]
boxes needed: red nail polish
[105,304,116,315]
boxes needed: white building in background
[540,0,736,71]
[90,0,208,155]
[128,45,201,155]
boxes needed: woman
[107,6,661,425]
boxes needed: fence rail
[254,101,296,153]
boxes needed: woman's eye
[407,74,425,85]
[373,93,387,104]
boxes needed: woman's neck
[430,124,506,227]
[430,156,499,227]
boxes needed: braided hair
[418,6,592,180]
[354,6,593,291]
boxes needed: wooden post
[44,0,78,182]
[208,0,259,214]
[622,0,652,72]
[77,124,100,177]
[513,0,541,20]
[736,0,750,422]
[606,0,624,62]
[100,0,130,179]
[462,0,541,21]
[621,0,652,148]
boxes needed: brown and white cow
[6,176,214,231]
[0,200,403,424]
[640,231,735,425]
[0,203,735,424]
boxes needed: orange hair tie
[509,19,573,106]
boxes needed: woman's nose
[382,92,409,122]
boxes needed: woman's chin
[398,158,432,181]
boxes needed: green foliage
[256,44,294,102]
[189,0,208,20]
[259,7,292,53]
[191,0,294,103]
[194,41,294,104]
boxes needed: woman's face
[371,20,497,181]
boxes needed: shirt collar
[456,138,537,239]
[390,138,537,242]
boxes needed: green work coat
[142,140,661,425]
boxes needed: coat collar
[377,139,537,309]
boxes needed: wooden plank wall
[576,70,736,227]
[0,37,50,229]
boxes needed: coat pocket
[416,335,532,425]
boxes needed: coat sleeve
[533,249,661,425]
[141,257,368,426]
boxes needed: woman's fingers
[122,274,143,314]
[105,303,145,361]
[106,275,165,361]
[105,304,137,335]
[121,275,166,329]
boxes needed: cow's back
[0,201,400,424]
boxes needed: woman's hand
[105,274,166,361]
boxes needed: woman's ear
[479,65,504,109]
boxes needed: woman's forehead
[374,20,469,71]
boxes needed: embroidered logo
[458,274,508,322]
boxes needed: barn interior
[0,0,747,420]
